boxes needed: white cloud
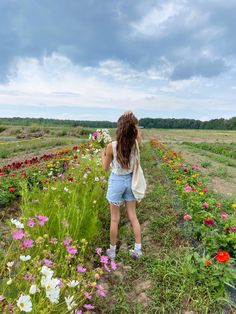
[0,53,235,119]
[131,2,184,37]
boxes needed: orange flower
[204,259,212,266]
[216,251,230,263]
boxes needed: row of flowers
[0,144,92,207]
[0,141,113,313]
[150,138,236,296]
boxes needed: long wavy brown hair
[116,113,138,169]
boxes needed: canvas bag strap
[135,139,140,163]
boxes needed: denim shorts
[106,172,136,206]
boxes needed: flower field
[151,138,236,298]
[0,142,116,313]
[1,132,236,313]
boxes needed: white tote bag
[131,140,147,202]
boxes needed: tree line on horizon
[0,116,236,130]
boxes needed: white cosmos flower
[7,278,12,285]
[17,294,32,312]
[64,187,69,192]
[40,265,54,278]
[29,284,40,294]
[65,295,76,310]
[20,255,31,261]
[46,286,60,304]
[11,218,24,229]
[67,280,79,287]
[6,261,14,268]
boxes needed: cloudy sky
[0,0,235,121]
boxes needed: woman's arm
[101,143,113,171]
[137,128,142,145]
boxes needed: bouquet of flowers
[89,129,112,148]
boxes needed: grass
[209,166,232,179]
[183,142,236,160]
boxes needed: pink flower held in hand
[184,185,192,192]
[77,265,86,273]
[12,229,25,240]
[22,239,34,248]
[66,246,77,255]
[183,214,192,221]
[221,212,228,220]
[203,202,209,209]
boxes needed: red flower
[216,202,222,207]
[10,173,17,177]
[216,251,230,263]
[203,218,214,225]
[202,188,208,193]
[0,172,4,176]
[9,187,15,193]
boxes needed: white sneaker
[106,248,116,261]
[129,249,142,259]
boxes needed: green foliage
[183,142,236,159]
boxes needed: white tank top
[111,141,136,175]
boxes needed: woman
[101,111,142,260]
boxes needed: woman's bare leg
[109,203,121,245]
[126,200,141,243]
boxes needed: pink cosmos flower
[84,291,92,300]
[11,229,25,240]
[75,310,83,314]
[111,260,117,270]
[77,265,86,273]
[97,284,106,297]
[183,214,192,221]
[23,272,35,282]
[220,212,228,220]
[184,185,192,192]
[203,202,209,209]
[55,277,64,288]
[22,239,34,248]
[63,237,72,246]
[100,255,109,264]
[66,246,77,255]
[36,215,49,226]
[43,258,53,267]
[96,247,102,255]
[83,304,95,310]
[27,218,36,228]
